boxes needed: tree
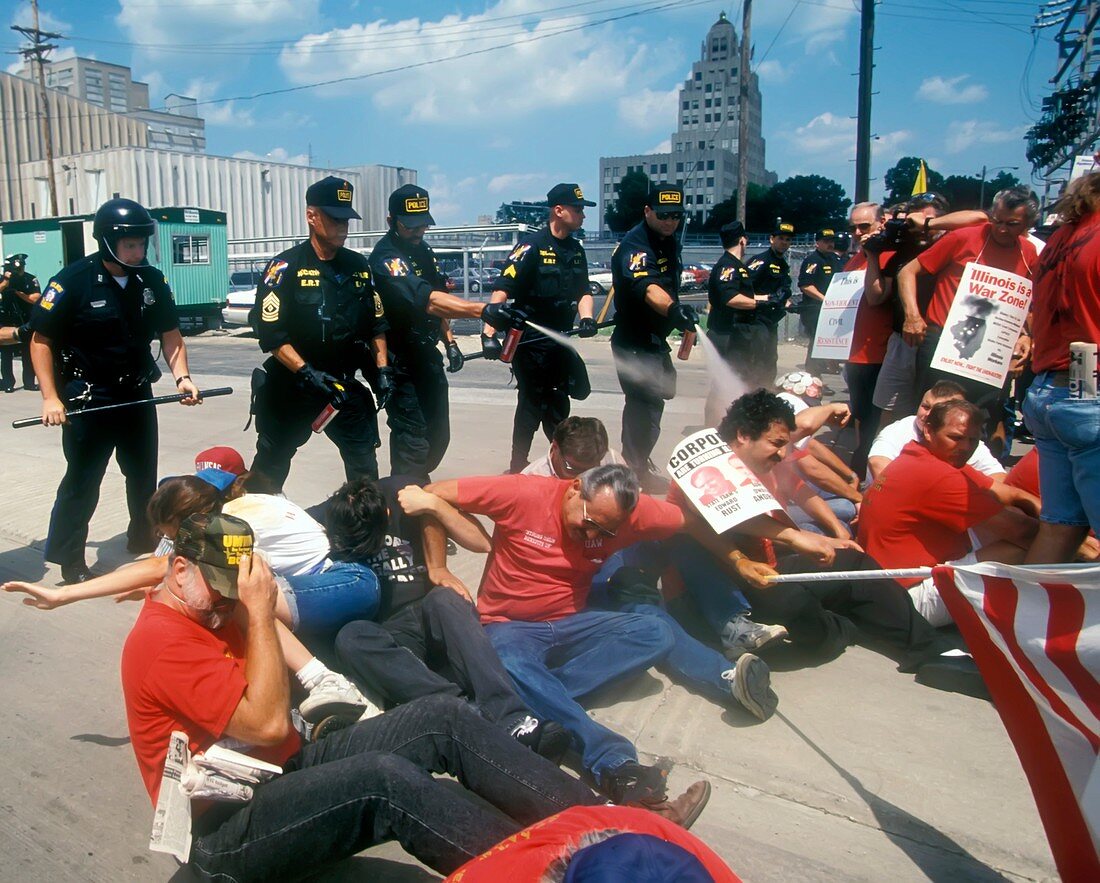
[761,175,851,234]
[604,170,651,233]
[883,157,945,205]
[702,183,771,232]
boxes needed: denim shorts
[280,561,380,633]
[1022,373,1100,528]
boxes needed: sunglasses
[655,211,684,221]
[581,498,617,538]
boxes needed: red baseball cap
[194,446,246,476]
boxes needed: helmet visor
[102,221,159,269]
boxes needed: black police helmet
[93,198,156,268]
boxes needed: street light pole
[978,165,1020,209]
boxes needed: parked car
[588,263,613,297]
[222,267,263,327]
[680,263,711,291]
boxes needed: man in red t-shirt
[1024,171,1100,562]
[859,400,1038,626]
[122,512,664,880]
[897,187,1040,438]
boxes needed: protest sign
[930,262,1032,388]
[811,270,866,360]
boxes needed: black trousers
[611,343,676,473]
[0,340,34,388]
[335,587,528,726]
[44,382,157,568]
[510,340,572,472]
[387,349,450,481]
[844,361,883,477]
[739,549,951,670]
[189,695,600,881]
[253,373,378,491]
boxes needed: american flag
[933,562,1100,882]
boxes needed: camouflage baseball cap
[174,512,254,598]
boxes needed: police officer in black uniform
[746,220,795,386]
[704,220,759,422]
[610,184,697,491]
[797,228,843,374]
[370,184,520,479]
[28,199,202,584]
[0,253,41,391]
[485,183,597,473]
[252,176,393,490]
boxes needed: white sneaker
[721,615,788,660]
[299,671,382,724]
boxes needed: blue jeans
[789,496,857,535]
[1023,373,1100,529]
[282,561,380,633]
[485,610,675,782]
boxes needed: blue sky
[7,0,1061,225]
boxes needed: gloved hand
[481,333,503,361]
[445,341,464,373]
[669,302,698,333]
[296,364,342,401]
[481,302,527,331]
[375,366,395,411]
[576,317,598,338]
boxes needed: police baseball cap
[816,228,837,241]
[772,220,795,236]
[306,176,361,221]
[174,512,254,598]
[646,184,684,214]
[719,220,745,246]
[547,183,596,208]
[389,184,435,227]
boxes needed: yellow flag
[912,160,928,196]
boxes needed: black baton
[13,386,234,429]
[463,320,616,362]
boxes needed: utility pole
[736,0,752,222]
[12,0,64,217]
[854,0,875,202]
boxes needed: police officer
[746,220,795,385]
[704,220,759,423]
[370,184,520,479]
[484,183,597,473]
[797,228,843,374]
[251,176,393,490]
[0,253,41,391]
[28,198,202,584]
[610,184,697,491]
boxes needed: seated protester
[866,380,1005,482]
[122,513,709,882]
[313,477,571,759]
[523,415,619,478]
[859,400,1040,628]
[422,465,728,804]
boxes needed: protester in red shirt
[859,400,1038,626]
[1024,171,1100,562]
[121,512,693,880]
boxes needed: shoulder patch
[40,280,64,311]
[805,262,817,274]
[628,252,648,272]
[719,266,736,282]
[503,265,517,278]
[263,260,288,290]
[261,292,280,322]
[508,243,531,263]
[384,257,409,277]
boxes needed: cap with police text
[646,184,685,213]
[547,183,596,208]
[773,220,795,236]
[174,513,254,598]
[719,220,746,245]
[389,184,435,227]
[305,176,361,221]
[816,228,837,240]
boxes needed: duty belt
[67,365,153,389]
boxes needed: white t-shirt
[522,447,620,477]
[777,392,812,451]
[221,494,330,575]
[867,417,1004,480]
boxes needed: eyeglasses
[849,222,873,232]
[655,211,684,221]
[581,498,617,538]
[990,217,1027,229]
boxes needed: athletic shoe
[299,671,382,724]
[638,780,712,830]
[721,615,788,660]
[722,653,778,721]
[60,564,97,585]
[601,759,670,804]
[508,715,571,764]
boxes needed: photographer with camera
[0,253,40,392]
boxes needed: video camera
[860,215,909,255]
[3,253,27,274]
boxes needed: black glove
[375,366,395,411]
[445,341,464,373]
[481,333,503,361]
[15,323,30,343]
[669,302,698,333]
[296,364,341,400]
[481,302,527,331]
[576,317,598,338]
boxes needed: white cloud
[756,60,792,84]
[646,138,672,154]
[787,112,909,159]
[617,87,679,131]
[277,0,677,123]
[116,0,321,45]
[945,120,1026,154]
[6,43,75,77]
[233,147,309,165]
[10,1,69,32]
[916,75,989,105]
[487,172,546,196]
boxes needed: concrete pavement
[0,333,1056,881]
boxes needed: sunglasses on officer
[654,211,684,221]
